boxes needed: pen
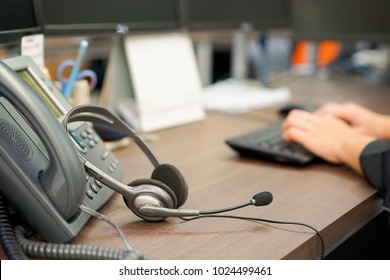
[63,40,89,99]
[258,32,269,87]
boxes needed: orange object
[292,40,341,69]
[316,40,341,68]
[291,41,312,66]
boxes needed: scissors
[56,59,98,96]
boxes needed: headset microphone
[138,191,273,219]
[251,191,273,206]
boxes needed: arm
[360,140,390,210]
[282,109,390,209]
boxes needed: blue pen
[258,32,268,87]
[259,32,268,87]
[63,40,89,99]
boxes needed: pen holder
[70,79,91,106]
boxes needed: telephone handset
[0,56,123,243]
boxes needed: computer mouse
[278,104,313,117]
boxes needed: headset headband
[62,105,160,168]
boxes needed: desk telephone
[0,56,190,260]
[0,56,124,243]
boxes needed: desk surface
[1,72,389,259]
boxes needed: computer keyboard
[225,122,318,166]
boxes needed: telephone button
[100,151,109,160]
[88,140,96,148]
[108,165,115,173]
[89,182,99,193]
[94,178,105,188]
[69,129,87,152]
[86,127,94,134]
[86,189,95,199]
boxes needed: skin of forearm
[339,135,375,175]
[377,115,390,140]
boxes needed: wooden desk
[1,73,389,259]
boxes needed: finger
[282,110,315,131]
[282,126,309,145]
[315,103,342,116]
[316,103,359,123]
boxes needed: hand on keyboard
[225,122,317,166]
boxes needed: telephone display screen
[18,70,62,118]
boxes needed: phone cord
[14,226,145,260]
[0,195,28,259]
[0,195,145,260]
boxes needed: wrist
[379,115,390,140]
[339,134,375,174]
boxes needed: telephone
[0,56,123,243]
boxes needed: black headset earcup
[151,163,188,207]
[128,178,178,208]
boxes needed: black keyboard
[225,122,317,166]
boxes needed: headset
[62,105,190,221]
[63,105,274,219]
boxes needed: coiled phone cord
[0,196,28,260]
[0,194,146,260]
[14,226,143,260]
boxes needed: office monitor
[291,0,390,42]
[37,0,182,35]
[0,0,42,45]
[182,0,291,31]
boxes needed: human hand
[315,102,390,140]
[281,109,375,173]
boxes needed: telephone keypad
[73,123,123,204]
